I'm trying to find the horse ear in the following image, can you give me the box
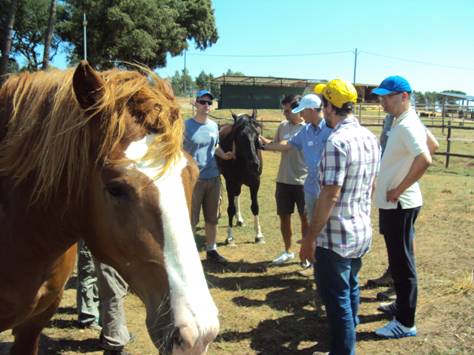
[232,113,238,121]
[73,60,105,110]
[251,108,258,119]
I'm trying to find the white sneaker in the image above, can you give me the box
[375,319,417,338]
[271,251,295,265]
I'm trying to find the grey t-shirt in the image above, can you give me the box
[274,120,307,185]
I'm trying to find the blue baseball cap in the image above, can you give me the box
[196,89,214,99]
[372,76,412,95]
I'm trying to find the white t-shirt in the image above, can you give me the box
[376,109,429,210]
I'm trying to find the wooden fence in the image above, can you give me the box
[211,103,474,169]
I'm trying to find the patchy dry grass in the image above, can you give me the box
[1,107,473,355]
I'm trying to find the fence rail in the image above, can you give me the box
[254,120,474,169]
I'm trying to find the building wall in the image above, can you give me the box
[219,84,305,109]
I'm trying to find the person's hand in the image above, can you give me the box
[222,151,235,160]
[259,135,271,145]
[299,236,316,263]
[386,188,401,203]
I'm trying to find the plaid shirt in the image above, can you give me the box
[317,116,380,258]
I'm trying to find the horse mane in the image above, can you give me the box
[0,66,182,204]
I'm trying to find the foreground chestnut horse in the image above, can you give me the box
[0,61,219,354]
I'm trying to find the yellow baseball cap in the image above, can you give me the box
[316,79,358,108]
[313,83,326,95]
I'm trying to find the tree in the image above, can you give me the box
[1,0,63,71]
[413,90,425,106]
[58,0,218,69]
[224,68,244,76]
[0,0,18,81]
[195,70,219,97]
[42,0,57,69]
[170,69,195,96]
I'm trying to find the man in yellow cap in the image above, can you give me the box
[300,79,380,355]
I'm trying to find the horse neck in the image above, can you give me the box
[0,176,85,262]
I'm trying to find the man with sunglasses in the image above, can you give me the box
[257,94,308,266]
[371,76,432,339]
[260,94,332,267]
[183,90,234,265]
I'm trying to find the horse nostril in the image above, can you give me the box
[172,325,197,351]
[171,327,183,347]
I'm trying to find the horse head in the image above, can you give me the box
[230,111,263,176]
[74,62,219,354]
[0,61,218,354]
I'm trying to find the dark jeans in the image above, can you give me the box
[315,247,361,355]
[379,205,420,328]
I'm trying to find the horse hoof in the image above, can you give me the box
[236,221,245,227]
[255,237,265,244]
[225,238,236,247]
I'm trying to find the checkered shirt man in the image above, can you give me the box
[316,116,380,258]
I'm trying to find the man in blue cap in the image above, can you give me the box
[183,90,234,265]
[371,76,432,339]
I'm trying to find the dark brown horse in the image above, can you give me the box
[217,112,265,245]
[0,62,219,354]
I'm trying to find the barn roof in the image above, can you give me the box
[213,75,326,88]
[438,92,474,101]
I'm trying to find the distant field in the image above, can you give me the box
[1,98,473,354]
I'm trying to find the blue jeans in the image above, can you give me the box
[315,247,361,355]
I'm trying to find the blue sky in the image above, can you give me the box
[54,0,474,94]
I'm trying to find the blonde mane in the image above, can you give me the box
[0,66,183,203]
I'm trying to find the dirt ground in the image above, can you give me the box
[1,132,473,355]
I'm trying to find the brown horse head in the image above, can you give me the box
[0,61,218,354]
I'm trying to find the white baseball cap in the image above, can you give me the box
[291,94,322,113]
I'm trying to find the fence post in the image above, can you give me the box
[445,123,452,168]
[442,102,446,135]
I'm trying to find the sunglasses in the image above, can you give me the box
[197,99,213,106]
[290,100,300,110]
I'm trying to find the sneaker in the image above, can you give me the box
[375,319,417,339]
[78,320,102,331]
[377,301,397,316]
[377,287,396,301]
[271,251,294,265]
[300,259,312,269]
[206,250,229,265]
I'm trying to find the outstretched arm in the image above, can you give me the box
[259,135,293,151]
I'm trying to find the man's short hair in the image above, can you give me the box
[281,94,301,106]
[322,96,353,115]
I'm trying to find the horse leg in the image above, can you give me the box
[10,295,62,355]
[250,183,264,244]
[234,195,245,226]
[225,184,239,246]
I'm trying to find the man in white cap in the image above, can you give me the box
[261,93,332,267]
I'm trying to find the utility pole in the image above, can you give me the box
[183,50,187,95]
[83,12,87,61]
[353,48,358,84]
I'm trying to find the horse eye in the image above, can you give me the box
[105,181,130,199]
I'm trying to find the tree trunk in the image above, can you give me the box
[42,0,57,70]
[0,0,19,82]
